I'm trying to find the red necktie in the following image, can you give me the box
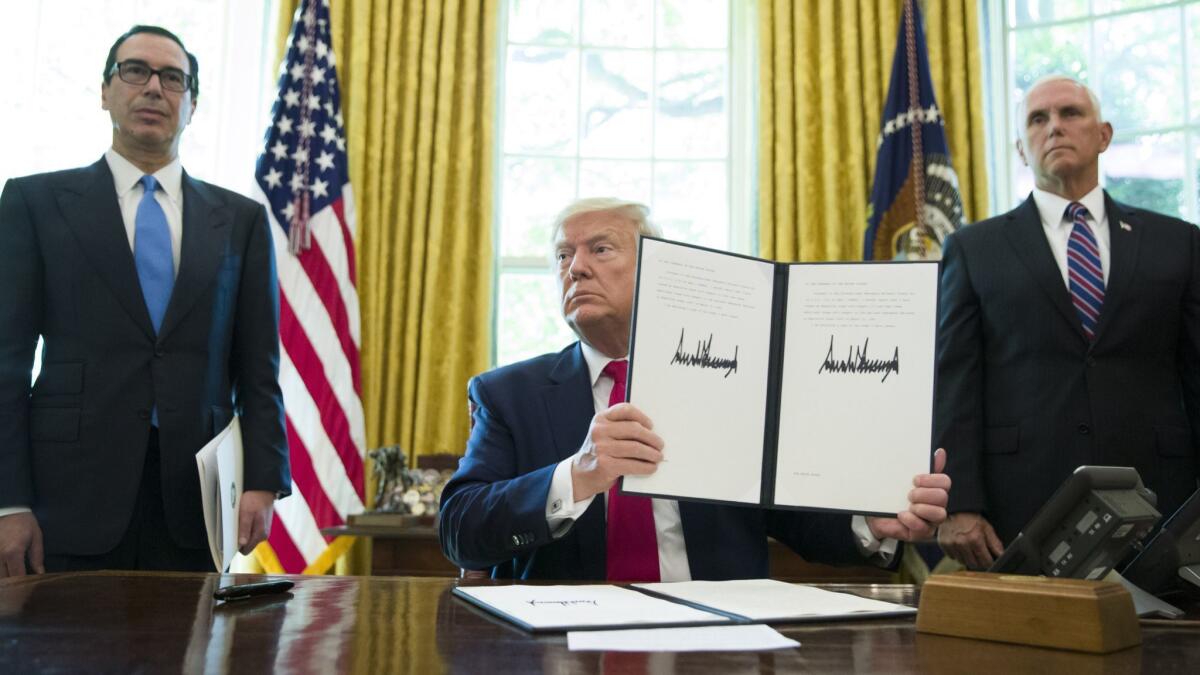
[602,359,661,582]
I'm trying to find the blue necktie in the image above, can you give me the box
[134,175,174,333]
[1065,202,1105,341]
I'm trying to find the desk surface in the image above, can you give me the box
[1,572,1195,673]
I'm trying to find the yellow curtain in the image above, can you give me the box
[272,0,498,574]
[759,0,987,262]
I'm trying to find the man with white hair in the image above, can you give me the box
[440,197,951,581]
[935,75,1200,568]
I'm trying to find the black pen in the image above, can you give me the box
[213,579,295,602]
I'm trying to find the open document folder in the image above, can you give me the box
[195,417,243,572]
[453,579,915,633]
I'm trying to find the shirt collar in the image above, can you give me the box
[1031,184,1106,230]
[579,340,626,387]
[105,147,184,203]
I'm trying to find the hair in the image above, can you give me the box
[1014,75,1103,141]
[104,25,199,99]
[550,197,661,250]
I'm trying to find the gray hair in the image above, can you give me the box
[550,197,661,249]
[1015,75,1104,142]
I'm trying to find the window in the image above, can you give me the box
[985,0,1200,221]
[493,0,754,365]
[0,0,279,381]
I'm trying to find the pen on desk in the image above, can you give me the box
[213,580,295,602]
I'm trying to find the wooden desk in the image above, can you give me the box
[3,572,1196,673]
[324,524,893,583]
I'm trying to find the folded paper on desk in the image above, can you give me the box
[453,578,915,633]
[195,417,243,572]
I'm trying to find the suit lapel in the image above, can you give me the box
[1090,193,1141,344]
[55,159,155,339]
[1004,196,1088,342]
[158,173,229,341]
[542,343,607,569]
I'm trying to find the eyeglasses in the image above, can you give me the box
[109,60,192,94]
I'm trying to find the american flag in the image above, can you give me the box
[253,0,366,574]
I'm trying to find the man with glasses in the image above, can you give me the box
[0,25,290,576]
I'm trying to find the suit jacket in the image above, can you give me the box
[0,158,290,555]
[439,342,865,580]
[935,193,1200,543]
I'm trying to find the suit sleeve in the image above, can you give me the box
[232,204,290,495]
[439,375,560,571]
[1180,222,1200,465]
[0,179,42,508]
[935,232,988,514]
[765,510,870,567]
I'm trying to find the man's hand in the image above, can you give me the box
[0,512,44,577]
[866,448,951,542]
[571,403,665,502]
[938,511,1004,569]
[237,490,277,555]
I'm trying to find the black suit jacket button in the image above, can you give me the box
[1077,423,1091,435]
[154,346,165,357]
[137,409,151,420]
[1086,357,1096,367]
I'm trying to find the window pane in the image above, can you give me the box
[583,0,653,47]
[655,51,727,158]
[1190,5,1200,124]
[1103,133,1186,218]
[501,158,576,258]
[504,47,579,155]
[579,159,653,203]
[1009,0,1088,27]
[1094,8,1182,132]
[657,0,727,49]
[1010,25,1089,96]
[654,161,727,248]
[1093,0,1172,14]
[508,0,577,45]
[580,50,653,158]
[496,272,576,365]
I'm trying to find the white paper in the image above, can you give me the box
[774,262,938,514]
[454,584,732,630]
[625,238,777,504]
[634,579,917,621]
[568,624,799,652]
[195,417,243,572]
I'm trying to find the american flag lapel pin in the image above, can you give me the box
[1119,221,1132,232]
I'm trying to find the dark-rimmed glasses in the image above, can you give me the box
[109,60,192,94]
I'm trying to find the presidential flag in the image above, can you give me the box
[863,0,965,261]
[253,0,366,574]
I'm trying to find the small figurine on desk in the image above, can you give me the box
[368,444,408,513]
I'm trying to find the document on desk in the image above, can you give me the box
[623,236,938,515]
[454,579,915,633]
[452,585,734,633]
[568,624,799,652]
[633,579,917,621]
[195,417,243,572]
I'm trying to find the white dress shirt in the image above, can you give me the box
[543,341,895,582]
[0,149,185,521]
[1030,185,1111,288]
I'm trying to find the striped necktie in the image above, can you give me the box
[1065,202,1104,341]
[602,359,661,582]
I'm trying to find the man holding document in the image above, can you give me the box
[440,198,950,581]
[0,26,289,576]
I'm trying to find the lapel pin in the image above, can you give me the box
[1119,221,1132,232]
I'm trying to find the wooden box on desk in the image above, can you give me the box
[915,571,1140,654]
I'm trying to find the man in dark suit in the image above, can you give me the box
[936,75,1200,569]
[0,25,290,576]
[440,198,951,581]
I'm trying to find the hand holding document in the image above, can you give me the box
[195,417,243,572]
[623,237,938,516]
